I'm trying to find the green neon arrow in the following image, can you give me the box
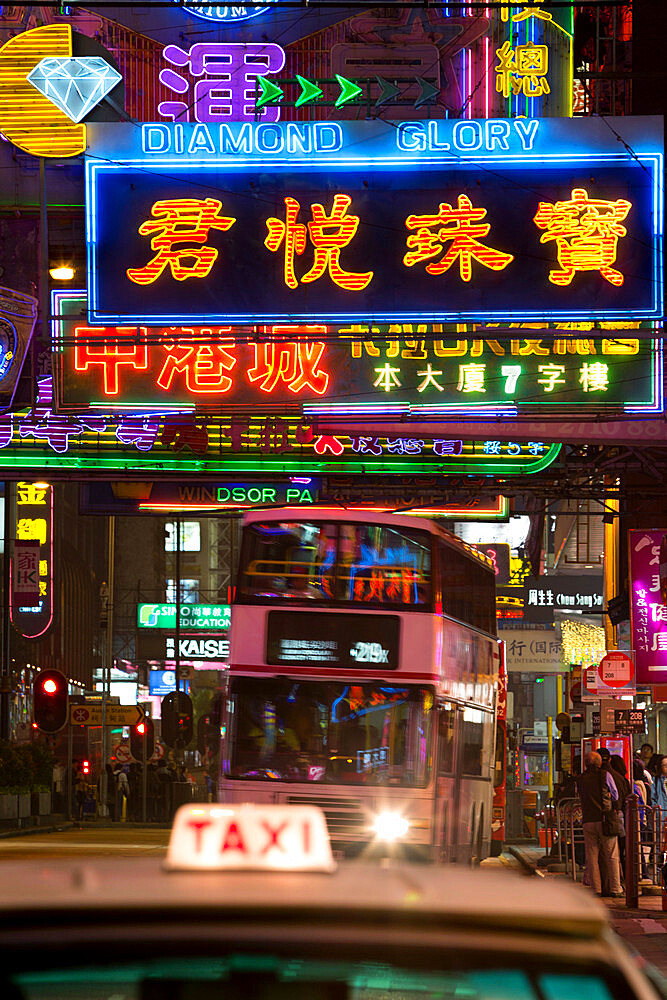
[255,76,284,108]
[335,74,363,107]
[295,74,323,107]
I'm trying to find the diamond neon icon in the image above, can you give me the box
[27,57,122,124]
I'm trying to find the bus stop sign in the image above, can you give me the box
[598,651,635,693]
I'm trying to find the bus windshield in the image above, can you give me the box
[237,521,432,607]
[224,678,434,787]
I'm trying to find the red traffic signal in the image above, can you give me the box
[130,715,155,761]
[32,669,68,733]
[82,760,90,776]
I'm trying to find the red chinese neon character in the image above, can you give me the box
[127,198,236,285]
[157,334,237,393]
[404,194,514,281]
[265,195,373,291]
[248,332,330,396]
[533,188,632,287]
[313,435,345,456]
[74,327,149,395]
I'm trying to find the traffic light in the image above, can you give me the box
[32,669,68,733]
[161,691,193,748]
[197,714,219,755]
[130,715,155,761]
[82,760,91,777]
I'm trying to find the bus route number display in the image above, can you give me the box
[266,611,400,670]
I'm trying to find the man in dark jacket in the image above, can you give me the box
[576,750,623,897]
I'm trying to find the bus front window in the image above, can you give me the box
[226,679,434,787]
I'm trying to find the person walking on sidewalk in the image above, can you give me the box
[576,750,624,898]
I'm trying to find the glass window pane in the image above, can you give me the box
[438,703,455,775]
[337,524,431,606]
[166,578,199,603]
[165,521,201,552]
[461,707,485,777]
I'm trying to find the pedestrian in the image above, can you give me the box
[114,766,130,820]
[633,760,650,880]
[609,755,631,870]
[640,743,654,769]
[74,764,87,822]
[104,763,116,821]
[652,756,667,858]
[576,750,623,898]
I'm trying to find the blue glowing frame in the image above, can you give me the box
[85,134,664,326]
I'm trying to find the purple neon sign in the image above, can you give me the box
[629,528,667,684]
[158,42,286,124]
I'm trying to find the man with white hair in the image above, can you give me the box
[576,750,623,897]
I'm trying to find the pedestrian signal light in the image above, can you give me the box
[161,691,193,748]
[82,760,90,776]
[130,715,155,760]
[32,669,68,733]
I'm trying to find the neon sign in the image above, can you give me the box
[85,118,663,324]
[56,294,660,414]
[159,42,286,124]
[0,376,559,477]
[9,481,54,639]
[175,2,275,24]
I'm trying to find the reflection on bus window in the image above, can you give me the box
[237,521,432,608]
[461,707,493,778]
[226,678,434,787]
[438,704,456,775]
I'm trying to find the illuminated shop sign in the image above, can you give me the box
[137,602,231,630]
[523,575,604,623]
[158,42,286,124]
[9,481,54,639]
[85,118,663,324]
[165,635,229,661]
[0,376,560,477]
[79,481,508,521]
[174,2,276,23]
[629,530,667,684]
[266,611,401,670]
[55,295,660,415]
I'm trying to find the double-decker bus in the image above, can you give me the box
[219,509,500,862]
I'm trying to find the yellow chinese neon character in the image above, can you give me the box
[579,362,610,392]
[265,195,373,291]
[373,364,402,391]
[513,339,550,357]
[417,364,445,392]
[39,581,47,596]
[339,326,381,358]
[501,0,552,22]
[404,195,514,281]
[16,482,48,505]
[533,188,632,287]
[495,40,550,98]
[553,338,596,355]
[433,340,468,357]
[126,199,236,285]
[602,339,639,355]
[16,518,47,545]
[537,364,566,393]
[39,559,48,577]
[457,363,486,393]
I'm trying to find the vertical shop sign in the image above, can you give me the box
[10,481,54,639]
[629,529,667,684]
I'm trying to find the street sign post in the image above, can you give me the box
[69,704,144,727]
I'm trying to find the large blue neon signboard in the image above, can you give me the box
[85,117,663,325]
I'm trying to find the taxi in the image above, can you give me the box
[0,804,661,1000]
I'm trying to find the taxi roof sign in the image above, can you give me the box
[165,804,336,873]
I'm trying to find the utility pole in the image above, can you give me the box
[100,516,115,816]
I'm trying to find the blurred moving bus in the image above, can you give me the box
[219,510,500,862]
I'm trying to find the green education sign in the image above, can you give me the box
[137,603,231,630]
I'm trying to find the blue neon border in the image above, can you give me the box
[86,150,663,324]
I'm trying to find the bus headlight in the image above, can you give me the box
[372,812,409,841]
